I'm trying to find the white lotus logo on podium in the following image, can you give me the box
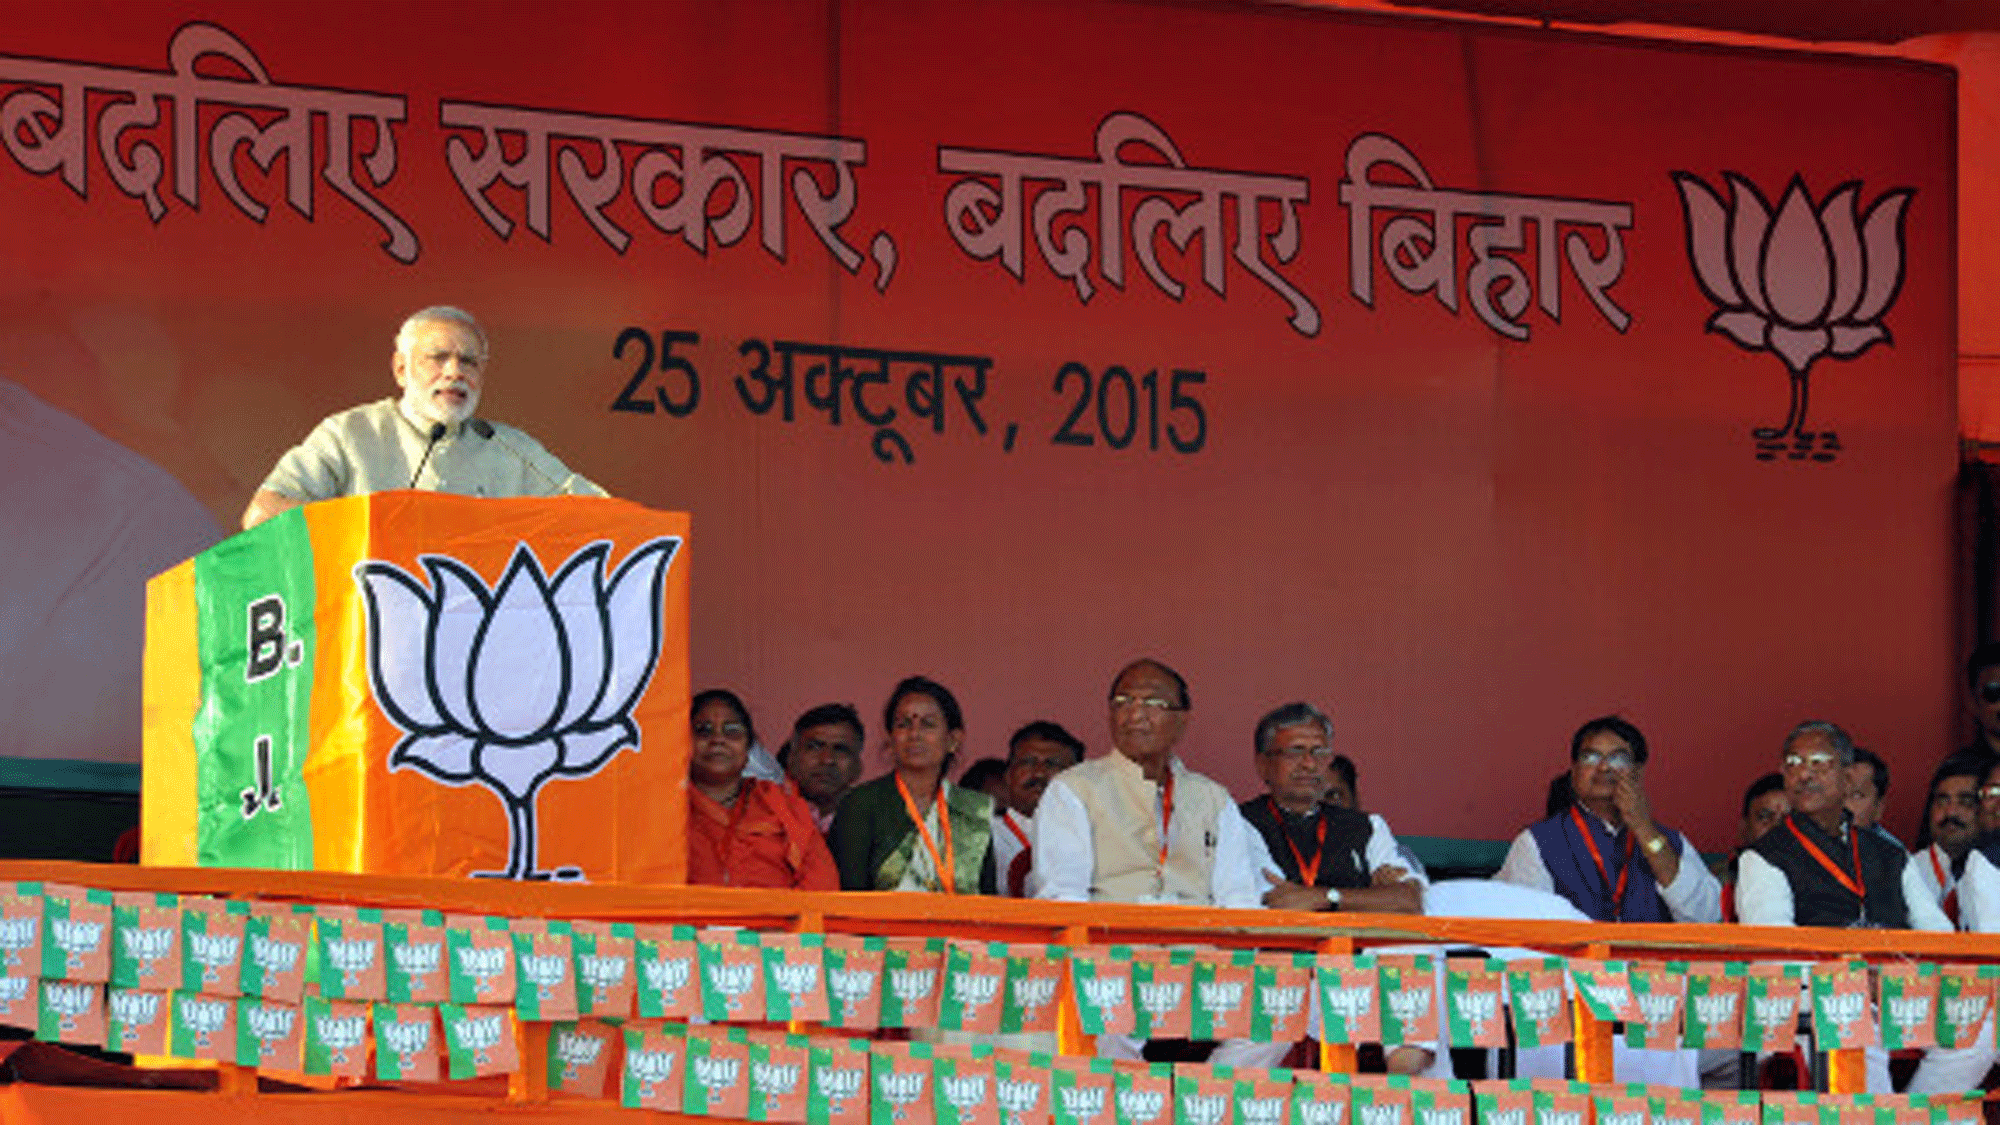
[356,537,681,880]
[1672,171,1912,462]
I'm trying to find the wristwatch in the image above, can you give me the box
[1324,886,1343,909]
[1643,835,1668,856]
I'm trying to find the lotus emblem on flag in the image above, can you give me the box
[816,1066,864,1102]
[555,1028,605,1065]
[326,938,377,975]
[44,982,93,1019]
[939,1075,988,1110]
[453,1013,504,1050]
[520,953,568,989]
[110,990,160,1025]
[356,537,681,880]
[829,968,877,1004]
[1672,171,1913,461]
[1886,995,1929,1028]
[1181,1094,1228,1125]
[1243,1098,1287,1125]
[694,1055,741,1090]
[455,944,507,982]
[1259,984,1306,1018]
[392,941,442,976]
[952,971,1000,1008]
[627,1047,675,1090]
[0,917,35,964]
[315,1013,368,1050]
[1118,1088,1167,1122]
[1693,992,1738,1026]
[998,1079,1041,1114]
[642,955,691,995]
[1635,990,1679,1024]
[1386,986,1430,1022]
[578,954,629,989]
[122,926,175,963]
[1360,1103,1404,1125]
[189,931,241,972]
[754,1061,803,1096]
[1198,980,1246,1013]
[1011,975,1057,1013]
[250,933,301,973]
[1136,980,1184,1015]
[1516,987,1562,1023]
[51,919,103,956]
[0,977,26,1002]
[178,995,229,1039]
[1059,1086,1105,1118]
[382,1017,431,1056]
[878,1070,925,1107]
[1298,1102,1349,1125]
[1420,1108,1465,1125]
[245,1003,296,1043]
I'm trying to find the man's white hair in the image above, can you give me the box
[394,306,487,358]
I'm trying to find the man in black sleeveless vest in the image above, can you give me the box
[1495,716,1721,923]
[1739,720,1948,930]
[1240,701,1434,1077]
[1242,702,1425,915]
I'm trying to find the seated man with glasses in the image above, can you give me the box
[1738,720,1948,930]
[1496,715,1721,922]
[1245,702,1423,915]
[1035,658,1280,1066]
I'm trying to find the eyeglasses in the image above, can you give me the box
[1981,784,2000,802]
[1262,745,1335,764]
[693,720,747,739]
[1110,694,1183,713]
[1576,750,1634,770]
[1783,752,1838,771]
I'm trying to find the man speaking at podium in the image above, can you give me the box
[241,306,606,529]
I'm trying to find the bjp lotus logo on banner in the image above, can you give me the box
[356,537,682,880]
[1672,171,1913,462]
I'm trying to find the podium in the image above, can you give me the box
[141,492,691,884]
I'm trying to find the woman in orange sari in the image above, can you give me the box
[686,688,838,890]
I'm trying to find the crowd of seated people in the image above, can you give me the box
[682,644,2000,1092]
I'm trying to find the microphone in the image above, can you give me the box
[470,418,576,495]
[408,422,446,489]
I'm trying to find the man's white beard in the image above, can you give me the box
[405,382,478,428]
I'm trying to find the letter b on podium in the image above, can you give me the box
[143,492,691,883]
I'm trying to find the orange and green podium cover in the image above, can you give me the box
[141,493,690,884]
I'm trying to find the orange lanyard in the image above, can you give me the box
[1931,847,1961,920]
[1268,797,1328,885]
[1570,806,1633,919]
[1001,812,1031,849]
[1158,770,1176,865]
[1930,847,1952,889]
[1785,815,1866,900]
[895,775,957,894]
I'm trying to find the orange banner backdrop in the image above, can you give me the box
[0,0,1957,849]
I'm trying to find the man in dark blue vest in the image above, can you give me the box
[1495,715,1721,922]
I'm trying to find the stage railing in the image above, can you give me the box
[5,858,1998,1110]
